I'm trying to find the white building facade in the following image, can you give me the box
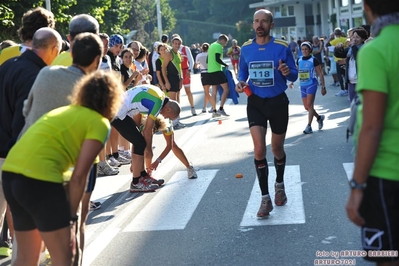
[249,0,365,40]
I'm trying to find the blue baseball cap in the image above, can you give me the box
[109,34,124,47]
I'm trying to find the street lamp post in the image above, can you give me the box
[45,0,51,11]
[156,0,162,40]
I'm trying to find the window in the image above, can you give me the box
[282,28,288,38]
[281,5,288,16]
[273,27,290,39]
[275,7,281,18]
[273,28,281,37]
[274,5,294,18]
[332,0,336,8]
[305,4,313,16]
[352,0,362,4]
[288,6,294,16]
[289,27,296,38]
[341,0,349,6]
[353,17,363,27]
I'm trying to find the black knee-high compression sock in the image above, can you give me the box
[255,158,269,195]
[274,154,286,183]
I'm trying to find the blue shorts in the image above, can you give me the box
[300,83,318,98]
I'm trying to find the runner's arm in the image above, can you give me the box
[162,53,172,89]
[215,53,228,67]
[186,47,194,72]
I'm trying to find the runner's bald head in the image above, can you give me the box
[254,9,274,23]
[32,27,62,50]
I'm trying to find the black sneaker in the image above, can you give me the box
[90,201,102,211]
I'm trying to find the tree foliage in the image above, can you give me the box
[170,0,255,46]
[122,0,175,47]
[1,0,256,49]
[0,0,175,48]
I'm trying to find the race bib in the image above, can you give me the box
[299,69,310,82]
[249,61,274,87]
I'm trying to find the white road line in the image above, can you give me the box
[83,188,151,265]
[82,228,119,265]
[343,162,354,181]
[123,170,218,232]
[240,165,305,227]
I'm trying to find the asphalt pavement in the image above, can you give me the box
[1,65,376,266]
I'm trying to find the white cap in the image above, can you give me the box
[153,41,161,48]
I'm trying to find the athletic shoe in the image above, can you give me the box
[0,240,12,258]
[212,112,221,118]
[108,156,122,167]
[90,201,102,211]
[208,107,214,113]
[335,90,348,97]
[202,108,207,113]
[218,109,229,116]
[119,150,131,160]
[257,195,273,219]
[335,82,341,87]
[130,177,158,193]
[173,121,186,129]
[317,115,325,130]
[117,155,131,165]
[187,165,198,179]
[191,107,197,116]
[274,182,287,206]
[39,249,51,264]
[98,161,119,176]
[303,124,313,134]
[145,175,165,186]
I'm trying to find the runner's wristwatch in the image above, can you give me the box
[349,179,367,190]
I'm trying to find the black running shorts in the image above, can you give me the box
[111,116,146,156]
[207,71,227,85]
[201,73,211,86]
[246,92,289,135]
[359,176,399,263]
[167,75,181,92]
[2,171,71,232]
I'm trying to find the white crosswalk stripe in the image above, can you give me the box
[123,170,218,232]
[343,162,354,181]
[240,165,305,227]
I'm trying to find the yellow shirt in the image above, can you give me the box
[330,37,348,62]
[51,51,72,66]
[2,105,110,183]
[0,45,30,65]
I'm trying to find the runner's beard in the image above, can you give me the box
[256,27,269,37]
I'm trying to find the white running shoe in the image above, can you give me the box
[187,165,198,179]
[117,155,131,165]
[98,161,119,176]
[218,109,229,116]
[303,124,313,134]
[108,156,122,167]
